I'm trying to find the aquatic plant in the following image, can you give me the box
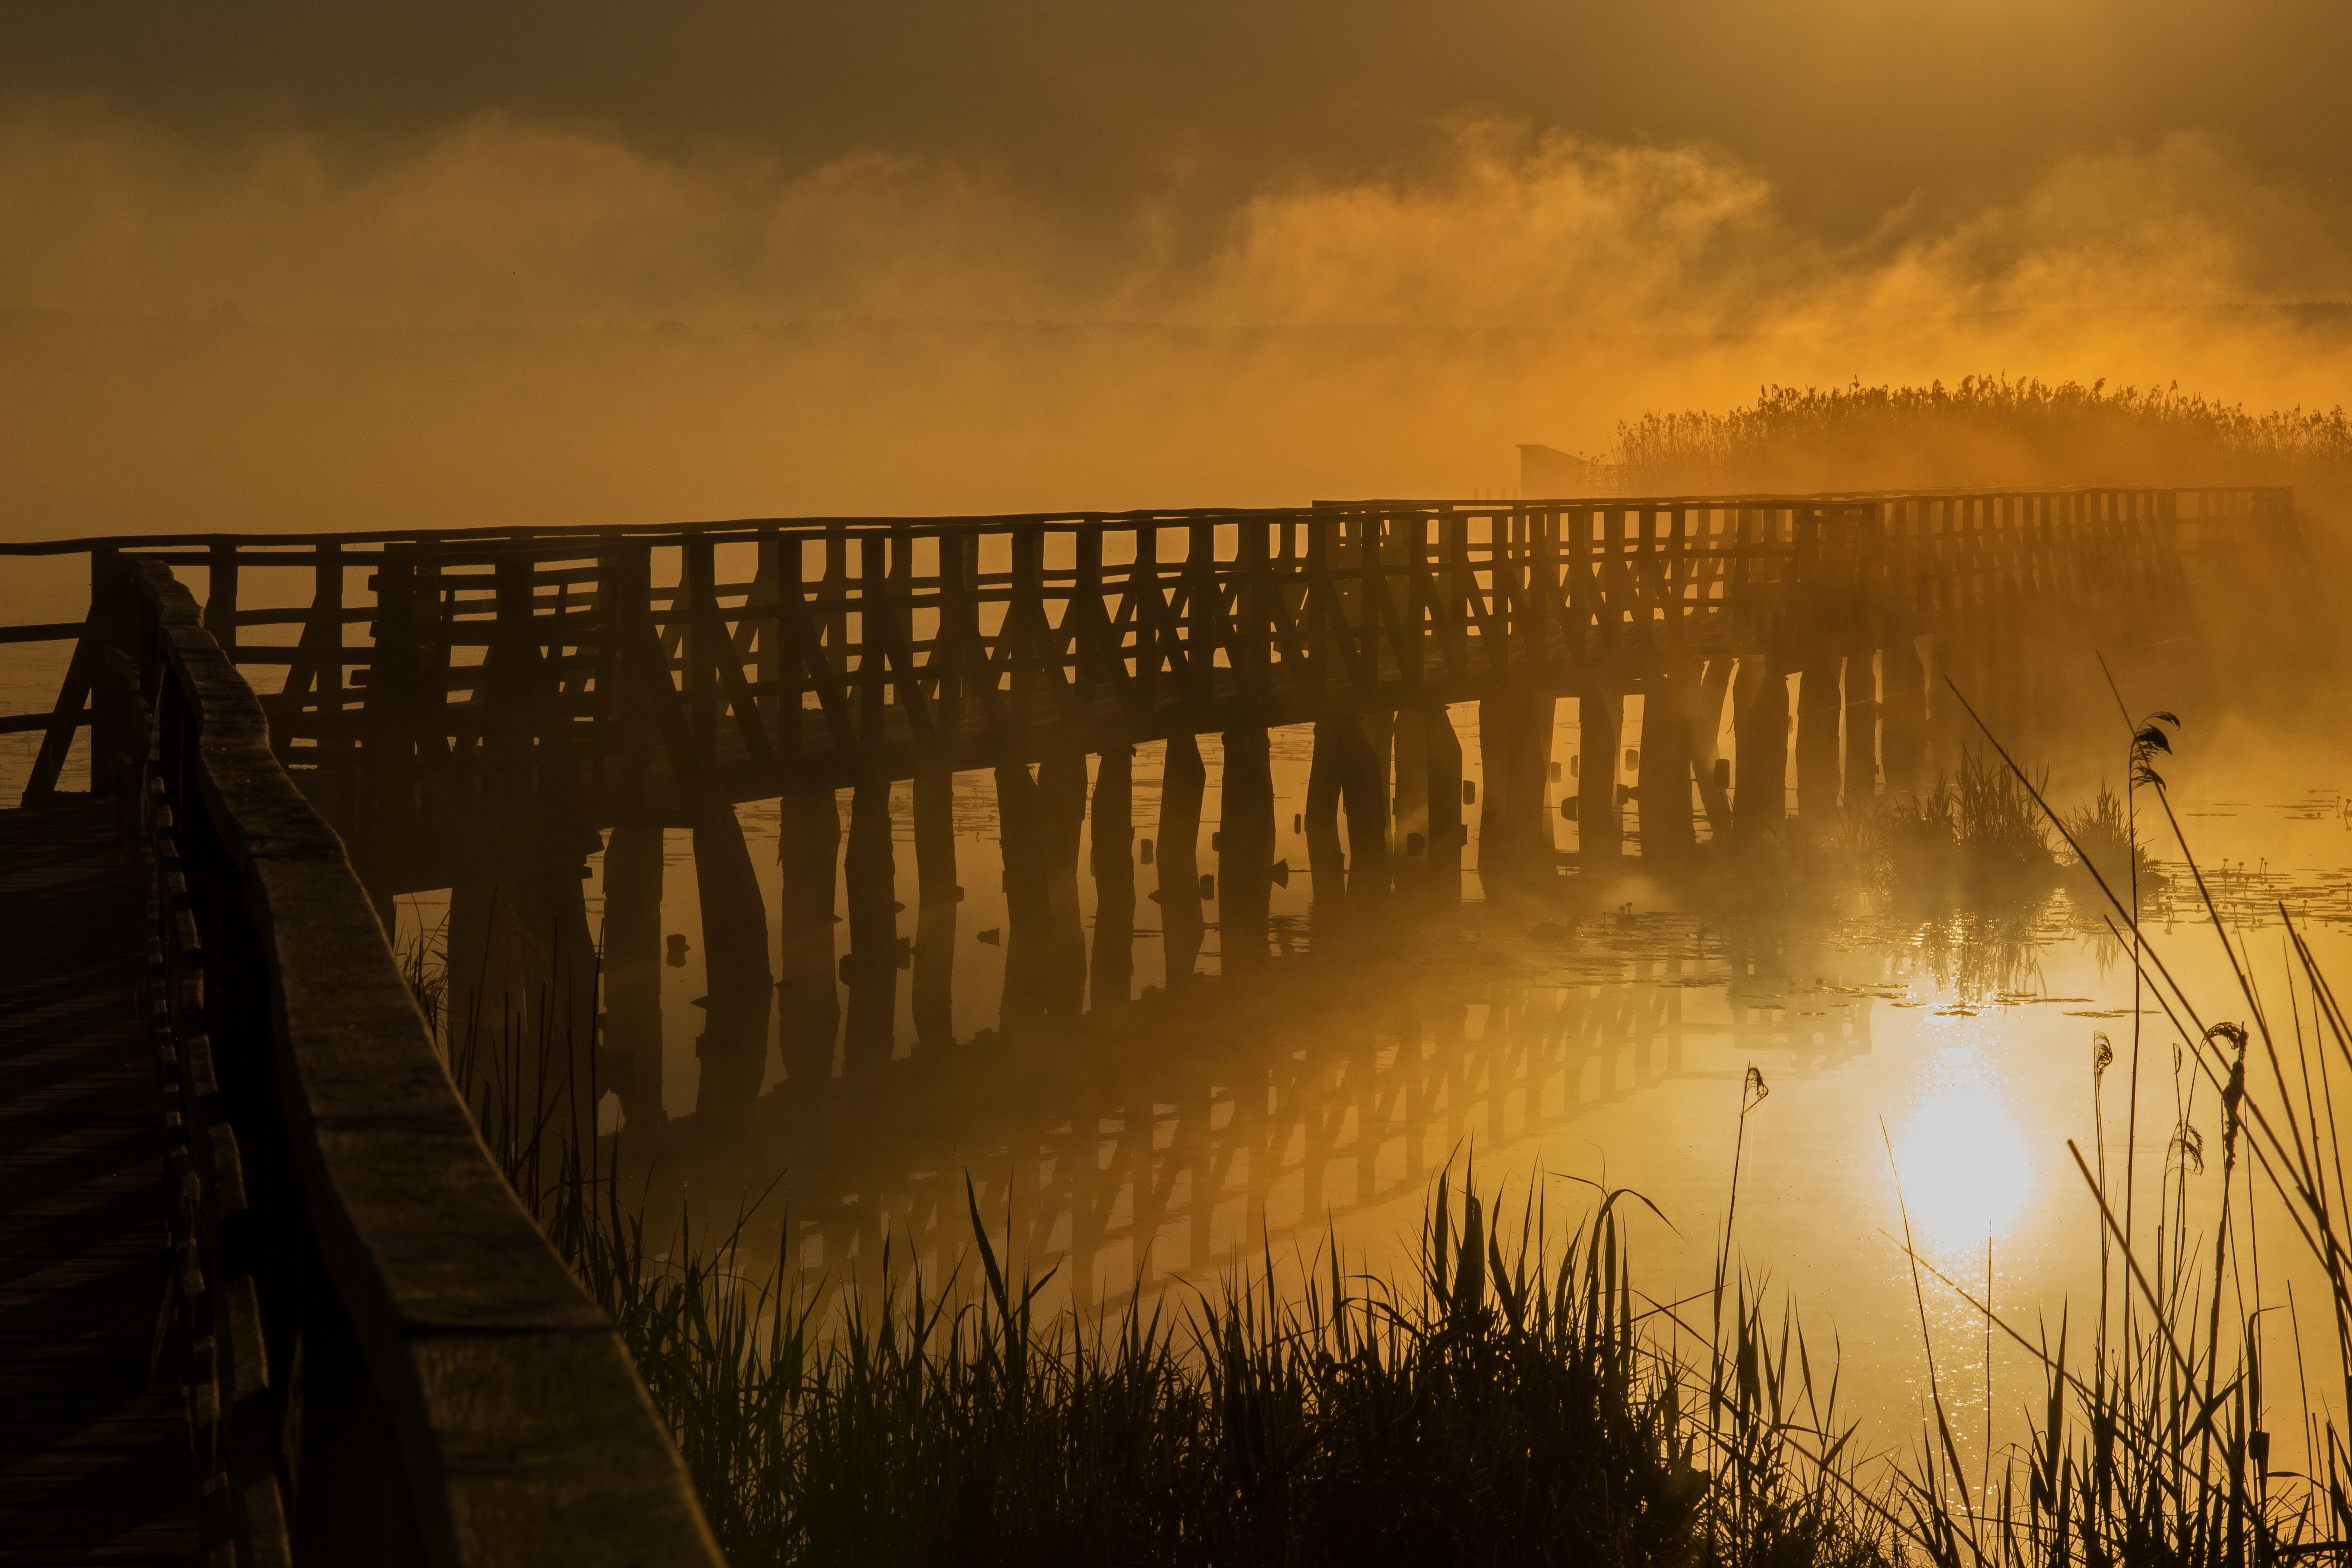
[2060,782,2163,905]
[1838,749,2058,901]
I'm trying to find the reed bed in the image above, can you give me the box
[1610,376,2352,494]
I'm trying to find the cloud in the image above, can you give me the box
[1,106,2347,543]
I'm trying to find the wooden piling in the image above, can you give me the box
[1340,713,1391,903]
[1157,733,1206,987]
[448,866,600,1115]
[1577,684,1623,867]
[1880,636,1927,797]
[1422,700,1465,906]
[1305,720,1346,908]
[1089,745,1135,1010]
[1733,659,1787,844]
[1690,657,1735,841]
[1637,666,1697,862]
[997,761,1050,1025]
[775,784,841,1084]
[841,778,896,1072]
[601,819,665,1127]
[912,764,957,1050]
[1219,724,1274,971]
[1841,645,1880,810]
[1039,745,1089,1017]
[691,800,774,1123]
[1393,701,1431,887]
[1794,659,1842,824]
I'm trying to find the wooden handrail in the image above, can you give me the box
[99,553,722,1566]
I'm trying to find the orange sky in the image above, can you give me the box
[4,2,2348,531]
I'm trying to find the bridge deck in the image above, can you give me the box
[0,803,199,1562]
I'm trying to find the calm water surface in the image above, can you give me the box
[9,567,2347,1473]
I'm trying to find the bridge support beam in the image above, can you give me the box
[912,764,957,1050]
[691,800,773,1126]
[1691,657,1735,842]
[997,761,1049,1027]
[601,820,664,1128]
[1479,692,1551,894]
[1794,660,1842,825]
[1842,646,1880,810]
[1578,684,1623,869]
[1733,658,1787,844]
[1393,702,1430,889]
[1881,636,1927,798]
[1219,724,1274,971]
[776,784,841,1084]
[1342,714,1392,904]
[1089,745,1135,1010]
[1040,745,1089,1017]
[1305,719,1347,908]
[448,866,600,1120]
[1422,700,1465,906]
[1638,664,1698,864]
[1923,629,1967,779]
[841,778,896,1073]
[1156,734,1206,987]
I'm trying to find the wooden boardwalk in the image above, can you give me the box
[0,803,199,1562]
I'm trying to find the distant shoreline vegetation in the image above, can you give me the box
[1608,376,2352,496]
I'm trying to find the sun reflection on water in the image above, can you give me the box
[1892,1043,2034,1256]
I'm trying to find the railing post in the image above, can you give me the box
[206,537,240,658]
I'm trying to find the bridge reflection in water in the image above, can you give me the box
[640,908,1895,1322]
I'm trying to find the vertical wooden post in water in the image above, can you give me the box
[602,821,665,1128]
[912,764,957,1049]
[1157,732,1206,987]
[1793,658,1842,825]
[692,799,774,1123]
[843,535,899,1069]
[842,776,898,1071]
[996,761,1049,1028]
[776,784,842,1084]
[1690,657,1735,841]
[1089,745,1135,1010]
[1733,658,1788,845]
[1305,720,1346,908]
[1340,712,1390,904]
[1881,635,1927,797]
[1219,724,1274,972]
[1039,745,1089,1018]
[1637,665,1697,863]
[1422,700,1465,906]
[1841,645,1880,810]
[1392,702,1431,888]
[1578,683,1623,868]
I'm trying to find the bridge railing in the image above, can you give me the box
[10,484,2280,818]
[74,550,721,1565]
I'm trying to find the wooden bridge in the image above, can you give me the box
[0,483,2296,1558]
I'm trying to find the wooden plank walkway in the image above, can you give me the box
[0,802,199,1563]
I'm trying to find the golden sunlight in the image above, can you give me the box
[1891,1047,2035,1255]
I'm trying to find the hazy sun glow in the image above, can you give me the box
[1892,1051,2034,1255]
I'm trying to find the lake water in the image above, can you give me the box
[8,561,2345,1482]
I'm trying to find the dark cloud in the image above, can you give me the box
[7,1,2351,241]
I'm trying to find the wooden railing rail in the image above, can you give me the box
[74,551,721,1567]
[4,485,2299,888]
